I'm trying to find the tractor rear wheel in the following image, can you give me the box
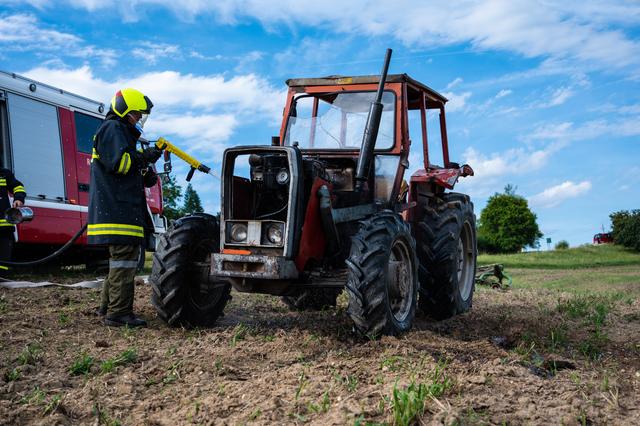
[345,211,418,338]
[281,288,342,311]
[415,193,476,320]
[150,214,231,327]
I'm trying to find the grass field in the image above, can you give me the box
[478,244,640,296]
[478,243,640,269]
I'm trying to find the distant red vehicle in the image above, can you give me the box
[593,233,613,244]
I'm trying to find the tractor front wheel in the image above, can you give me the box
[150,214,231,327]
[345,211,418,338]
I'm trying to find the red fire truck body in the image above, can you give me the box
[0,71,166,264]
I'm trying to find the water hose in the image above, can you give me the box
[0,224,88,267]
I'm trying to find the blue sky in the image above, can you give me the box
[2,1,639,247]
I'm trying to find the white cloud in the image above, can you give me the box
[0,13,79,45]
[147,113,238,153]
[0,13,117,66]
[22,65,287,157]
[529,180,592,208]
[23,65,115,99]
[454,143,561,197]
[593,103,640,115]
[234,50,265,72]
[132,42,181,65]
[495,89,512,99]
[446,77,463,89]
[442,91,471,112]
[46,1,640,71]
[189,51,223,61]
[539,86,574,107]
[526,117,640,142]
[463,145,554,179]
[23,66,285,116]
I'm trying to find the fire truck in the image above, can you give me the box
[0,71,166,267]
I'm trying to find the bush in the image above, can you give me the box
[555,240,569,250]
[610,210,640,251]
[478,186,542,253]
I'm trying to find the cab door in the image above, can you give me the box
[72,111,103,207]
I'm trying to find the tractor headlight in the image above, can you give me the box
[230,223,248,242]
[266,223,284,245]
[276,168,289,185]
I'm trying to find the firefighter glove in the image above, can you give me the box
[142,166,158,188]
[142,146,163,164]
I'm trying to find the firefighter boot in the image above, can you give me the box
[104,313,147,327]
[103,245,146,327]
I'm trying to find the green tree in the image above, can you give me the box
[477,185,543,253]
[161,173,183,221]
[182,183,204,214]
[610,209,640,251]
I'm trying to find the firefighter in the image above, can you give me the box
[0,169,26,272]
[89,88,162,327]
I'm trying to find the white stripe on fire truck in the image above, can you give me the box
[23,200,88,213]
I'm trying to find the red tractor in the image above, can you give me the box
[150,50,477,337]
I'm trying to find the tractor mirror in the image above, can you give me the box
[271,136,280,146]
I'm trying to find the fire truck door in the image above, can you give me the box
[72,111,102,208]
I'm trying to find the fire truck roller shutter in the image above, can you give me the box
[6,93,66,201]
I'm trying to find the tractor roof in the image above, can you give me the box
[286,73,448,104]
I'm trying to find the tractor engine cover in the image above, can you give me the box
[214,146,304,284]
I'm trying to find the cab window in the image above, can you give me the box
[74,111,102,154]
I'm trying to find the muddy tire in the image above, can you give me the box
[345,211,418,338]
[281,288,341,311]
[150,214,231,327]
[415,193,477,320]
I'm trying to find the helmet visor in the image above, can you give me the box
[139,113,149,128]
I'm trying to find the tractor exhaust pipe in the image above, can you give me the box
[355,48,392,191]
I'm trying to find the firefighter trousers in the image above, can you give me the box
[100,245,140,317]
[0,233,14,276]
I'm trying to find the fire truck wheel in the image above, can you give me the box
[415,193,477,320]
[150,214,231,327]
[345,211,418,338]
[281,288,342,311]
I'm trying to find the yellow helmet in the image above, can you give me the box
[110,88,153,118]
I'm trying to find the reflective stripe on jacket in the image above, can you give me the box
[88,115,146,245]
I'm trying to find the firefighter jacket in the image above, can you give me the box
[0,168,26,234]
[88,114,148,245]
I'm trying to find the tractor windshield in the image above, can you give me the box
[284,91,395,150]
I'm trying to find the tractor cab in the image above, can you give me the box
[280,74,472,204]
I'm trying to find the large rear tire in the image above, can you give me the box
[149,214,231,327]
[415,193,477,320]
[345,211,418,338]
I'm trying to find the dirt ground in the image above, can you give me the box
[1,271,639,425]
